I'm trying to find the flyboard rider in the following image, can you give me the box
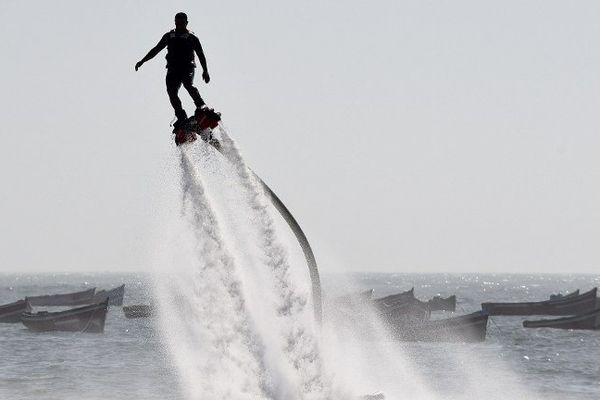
[135,12,210,129]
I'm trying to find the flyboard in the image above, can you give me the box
[173,107,323,326]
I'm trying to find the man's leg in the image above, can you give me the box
[181,69,205,109]
[166,70,187,122]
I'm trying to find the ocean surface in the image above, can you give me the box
[1,272,599,400]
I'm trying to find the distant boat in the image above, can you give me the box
[21,300,109,333]
[327,289,424,331]
[0,299,31,323]
[26,288,96,307]
[481,287,598,316]
[371,290,431,324]
[392,311,489,342]
[523,308,600,330]
[549,289,579,301]
[330,289,487,342]
[428,295,457,312]
[373,288,415,307]
[92,284,125,306]
[378,297,431,324]
[123,304,153,318]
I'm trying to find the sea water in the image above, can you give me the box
[1,273,599,400]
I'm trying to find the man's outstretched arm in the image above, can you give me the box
[195,39,210,83]
[135,35,168,71]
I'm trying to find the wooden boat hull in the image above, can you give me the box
[380,299,430,324]
[330,295,487,342]
[21,301,108,333]
[0,299,31,323]
[371,291,431,326]
[372,290,428,318]
[481,288,598,316]
[26,288,96,307]
[393,311,489,342]
[523,308,600,330]
[92,284,125,306]
[374,288,415,307]
[123,304,153,319]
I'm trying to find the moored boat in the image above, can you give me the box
[373,288,415,307]
[0,299,31,323]
[523,308,600,330]
[481,287,598,316]
[123,304,153,319]
[26,287,96,307]
[371,289,431,325]
[392,311,489,342]
[21,300,109,333]
[379,297,431,324]
[92,284,125,306]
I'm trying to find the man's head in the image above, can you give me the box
[174,12,188,30]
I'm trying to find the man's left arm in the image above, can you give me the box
[194,38,210,83]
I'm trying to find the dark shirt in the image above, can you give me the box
[157,30,203,70]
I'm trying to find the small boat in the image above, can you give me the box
[21,300,109,333]
[26,288,96,307]
[523,308,600,330]
[549,289,579,301]
[92,284,125,306]
[373,290,431,324]
[379,297,430,324]
[481,287,598,316]
[373,288,415,307]
[0,299,31,323]
[123,304,153,319]
[392,311,489,342]
[428,295,456,312]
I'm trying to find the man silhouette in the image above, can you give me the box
[135,12,210,127]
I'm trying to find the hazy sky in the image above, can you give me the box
[0,1,599,274]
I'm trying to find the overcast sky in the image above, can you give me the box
[0,1,599,274]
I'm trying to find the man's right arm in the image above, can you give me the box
[135,34,168,71]
[193,37,210,83]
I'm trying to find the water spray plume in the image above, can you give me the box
[151,129,544,400]
[154,149,270,399]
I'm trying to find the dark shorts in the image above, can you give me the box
[166,68,195,89]
[165,68,204,119]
